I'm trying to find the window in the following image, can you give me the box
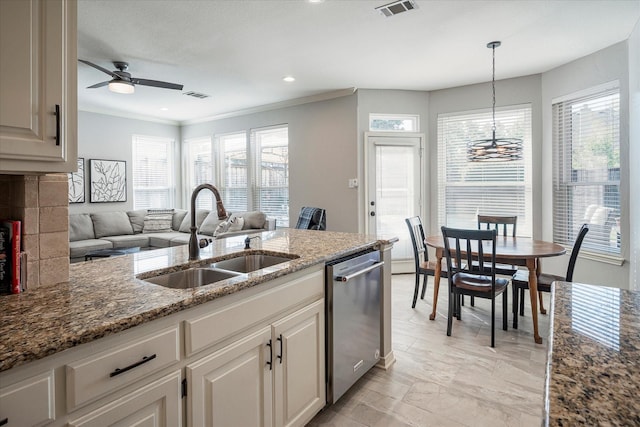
[369,114,419,132]
[214,126,289,227]
[552,83,620,256]
[132,135,175,209]
[437,105,532,236]
[184,137,213,210]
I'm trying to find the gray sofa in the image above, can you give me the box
[69,209,275,262]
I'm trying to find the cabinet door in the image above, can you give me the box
[187,327,273,427]
[273,300,325,427]
[0,0,77,173]
[0,370,55,427]
[67,371,182,427]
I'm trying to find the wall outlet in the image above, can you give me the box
[348,178,358,188]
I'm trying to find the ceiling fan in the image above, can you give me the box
[79,59,183,94]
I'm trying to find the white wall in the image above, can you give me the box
[72,111,181,214]
[541,42,630,288]
[427,75,543,238]
[181,94,359,232]
[629,21,640,290]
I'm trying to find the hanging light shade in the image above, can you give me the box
[467,41,523,162]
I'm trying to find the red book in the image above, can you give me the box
[1,220,21,294]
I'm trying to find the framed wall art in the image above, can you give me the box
[89,159,127,203]
[68,157,85,203]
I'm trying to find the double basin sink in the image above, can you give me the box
[139,252,298,289]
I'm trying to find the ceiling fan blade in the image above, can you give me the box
[87,81,110,89]
[132,78,183,91]
[78,59,119,78]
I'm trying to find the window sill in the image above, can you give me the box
[579,250,625,266]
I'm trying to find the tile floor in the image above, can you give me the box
[309,273,551,427]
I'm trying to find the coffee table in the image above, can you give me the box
[84,247,141,261]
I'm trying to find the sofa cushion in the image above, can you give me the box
[69,213,95,241]
[69,239,113,258]
[147,232,185,248]
[102,234,150,249]
[172,209,188,231]
[126,209,148,234]
[178,209,210,233]
[199,212,222,236]
[91,212,134,238]
[237,211,266,230]
[143,213,174,233]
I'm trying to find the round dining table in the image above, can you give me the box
[425,235,566,344]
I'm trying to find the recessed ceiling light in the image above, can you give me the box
[160,107,169,111]
[283,76,296,82]
[308,0,325,3]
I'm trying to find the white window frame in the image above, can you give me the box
[369,113,419,132]
[552,81,621,259]
[437,104,533,236]
[131,135,176,209]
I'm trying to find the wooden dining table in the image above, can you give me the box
[425,235,566,344]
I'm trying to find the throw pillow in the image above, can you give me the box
[213,220,230,237]
[227,216,244,232]
[179,209,210,233]
[142,212,173,233]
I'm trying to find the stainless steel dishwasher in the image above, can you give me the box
[326,250,383,404]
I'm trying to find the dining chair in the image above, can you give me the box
[511,223,589,329]
[477,215,518,276]
[441,226,509,348]
[405,217,451,309]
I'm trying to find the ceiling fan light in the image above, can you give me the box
[108,80,135,94]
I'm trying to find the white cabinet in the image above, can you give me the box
[273,300,325,427]
[187,327,274,427]
[0,370,55,427]
[67,371,182,427]
[0,0,77,173]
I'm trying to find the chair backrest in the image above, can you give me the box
[441,226,498,280]
[565,223,589,281]
[405,217,428,269]
[477,215,517,237]
[295,207,326,230]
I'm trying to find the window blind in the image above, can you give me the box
[252,126,289,227]
[437,105,533,236]
[217,132,249,212]
[552,86,620,256]
[184,137,213,210]
[132,135,175,209]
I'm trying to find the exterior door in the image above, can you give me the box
[365,133,423,273]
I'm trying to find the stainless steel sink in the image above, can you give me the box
[142,268,241,289]
[211,254,296,273]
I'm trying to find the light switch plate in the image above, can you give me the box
[348,178,358,188]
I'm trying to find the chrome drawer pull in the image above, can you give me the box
[335,261,384,282]
[109,354,157,378]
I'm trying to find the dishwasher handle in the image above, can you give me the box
[335,261,384,282]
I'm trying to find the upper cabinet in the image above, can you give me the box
[0,0,77,174]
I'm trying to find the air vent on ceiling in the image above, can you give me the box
[183,91,210,99]
[375,0,418,17]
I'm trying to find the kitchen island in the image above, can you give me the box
[545,281,640,426]
[0,228,395,426]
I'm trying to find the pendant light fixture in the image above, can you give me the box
[467,41,523,162]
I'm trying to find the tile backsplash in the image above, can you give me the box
[0,174,69,289]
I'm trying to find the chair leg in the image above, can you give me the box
[519,288,525,316]
[502,291,508,331]
[470,296,475,307]
[411,274,420,308]
[447,290,454,337]
[538,291,547,315]
[512,285,519,329]
[491,295,496,348]
[420,274,428,300]
[456,293,462,320]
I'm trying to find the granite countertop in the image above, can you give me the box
[0,229,392,372]
[545,281,640,426]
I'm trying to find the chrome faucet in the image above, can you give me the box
[189,184,227,260]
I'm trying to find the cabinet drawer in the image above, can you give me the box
[66,325,180,410]
[185,269,323,356]
[0,370,55,427]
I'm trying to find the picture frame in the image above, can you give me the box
[89,159,127,203]
[68,157,85,203]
